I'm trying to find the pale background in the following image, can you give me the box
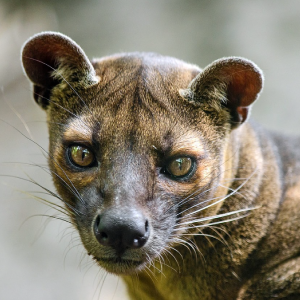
[1,1,300,299]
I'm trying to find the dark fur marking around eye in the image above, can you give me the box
[161,130,174,154]
[91,122,101,151]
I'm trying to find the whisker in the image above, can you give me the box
[25,162,88,208]
[20,192,69,216]
[182,213,251,229]
[177,206,259,228]
[1,174,81,216]
[181,232,227,246]
[205,226,230,249]
[168,143,255,218]
[4,161,85,210]
[179,167,258,220]
[162,150,234,216]
[164,180,212,216]
[96,271,109,300]
[155,254,165,277]
[175,185,218,217]
[171,165,242,216]
[218,183,246,199]
[208,225,233,243]
[2,94,35,141]
[161,247,181,272]
[169,237,197,257]
[20,214,71,232]
[146,254,165,278]
[111,277,121,300]
[143,262,157,286]
[0,119,87,208]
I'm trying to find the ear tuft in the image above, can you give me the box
[183,57,263,129]
[21,31,99,109]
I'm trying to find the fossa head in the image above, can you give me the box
[22,32,263,274]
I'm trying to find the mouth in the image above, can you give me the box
[93,256,146,274]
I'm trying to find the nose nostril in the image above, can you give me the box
[94,215,108,245]
[95,215,101,229]
[145,220,149,232]
[94,216,110,246]
[99,231,108,242]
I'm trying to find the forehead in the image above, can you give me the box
[64,108,205,157]
[57,53,205,153]
[94,52,200,86]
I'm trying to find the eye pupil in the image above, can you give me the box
[69,145,95,167]
[177,159,183,170]
[82,150,87,161]
[166,157,193,178]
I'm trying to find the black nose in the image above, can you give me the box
[93,209,149,252]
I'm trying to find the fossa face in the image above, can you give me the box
[22,32,262,275]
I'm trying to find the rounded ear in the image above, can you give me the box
[181,57,263,129]
[21,31,99,109]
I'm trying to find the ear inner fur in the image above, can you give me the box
[21,31,99,108]
[183,57,264,128]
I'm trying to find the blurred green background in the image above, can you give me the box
[1,1,300,299]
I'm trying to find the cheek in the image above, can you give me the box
[158,161,223,226]
[52,160,97,186]
[60,169,97,188]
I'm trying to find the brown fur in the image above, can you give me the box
[21,31,300,299]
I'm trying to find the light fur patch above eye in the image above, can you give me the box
[63,117,93,143]
[170,132,205,158]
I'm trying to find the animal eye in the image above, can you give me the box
[68,145,95,168]
[166,157,194,178]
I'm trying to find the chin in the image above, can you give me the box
[94,256,147,275]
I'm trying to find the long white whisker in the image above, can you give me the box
[181,232,227,246]
[1,174,81,216]
[180,213,250,230]
[173,165,246,216]
[6,161,87,208]
[0,119,87,208]
[179,167,258,220]
[177,206,259,227]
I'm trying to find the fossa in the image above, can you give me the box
[21,31,300,299]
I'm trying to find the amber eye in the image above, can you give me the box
[166,157,193,178]
[68,145,95,168]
